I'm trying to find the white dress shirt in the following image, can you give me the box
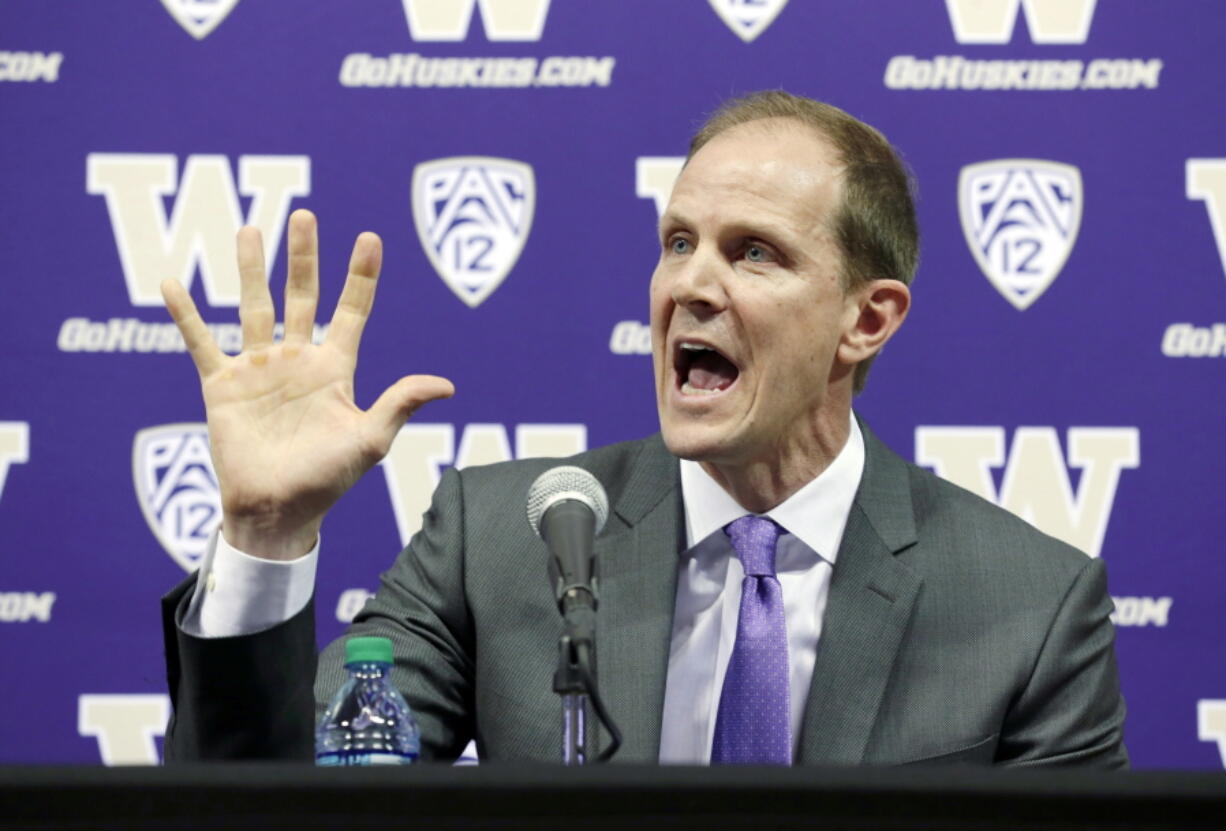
[659,417,864,763]
[185,418,865,764]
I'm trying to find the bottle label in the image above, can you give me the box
[316,751,417,766]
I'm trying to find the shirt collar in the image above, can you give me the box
[679,415,865,566]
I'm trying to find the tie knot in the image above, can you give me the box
[724,515,782,576]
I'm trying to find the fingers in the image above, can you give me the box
[283,209,319,345]
[237,226,275,352]
[161,279,225,377]
[326,231,383,358]
[366,375,456,448]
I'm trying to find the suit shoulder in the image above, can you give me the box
[452,434,668,500]
[903,457,1091,578]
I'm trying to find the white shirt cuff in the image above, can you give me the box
[181,528,319,638]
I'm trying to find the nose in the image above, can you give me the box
[668,246,727,316]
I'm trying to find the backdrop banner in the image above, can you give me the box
[1,0,1223,768]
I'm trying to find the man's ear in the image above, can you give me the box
[838,279,911,365]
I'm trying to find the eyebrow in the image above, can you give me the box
[659,210,799,250]
[657,209,688,238]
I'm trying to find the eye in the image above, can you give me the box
[743,242,775,263]
[669,237,691,255]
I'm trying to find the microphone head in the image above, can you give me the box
[526,465,609,538]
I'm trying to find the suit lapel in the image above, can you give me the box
[593,437,683,762]
[796,422,923,765]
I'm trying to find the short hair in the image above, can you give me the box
[687,91,919,393]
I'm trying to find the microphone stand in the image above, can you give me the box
[554,591,597,766]
[533,485,619,764]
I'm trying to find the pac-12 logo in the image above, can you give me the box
[958,159,1083,311]
[707,0,790,43]
[411,156,535,308]
[132,424,220,572]
[159,0,241,40]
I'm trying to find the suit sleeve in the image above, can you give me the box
[997,556,1129,769]
[161,576,318,762]
[162,465,476,763]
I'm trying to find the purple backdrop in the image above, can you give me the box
[1,0,1223,768]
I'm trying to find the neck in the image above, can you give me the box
[700,409,852,514]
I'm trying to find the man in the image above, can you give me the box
[161,91,1127,766]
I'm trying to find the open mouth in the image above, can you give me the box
[675,341,740,395]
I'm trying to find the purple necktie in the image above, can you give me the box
[711,515,792,765]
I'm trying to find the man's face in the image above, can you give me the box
[650,119,860,472]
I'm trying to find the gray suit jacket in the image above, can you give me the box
[163,423,1127,767]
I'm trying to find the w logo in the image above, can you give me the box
[636,156,685,218]
[382,422,585,545]
[411,157,535,308]
[0,422,28,507]
[87,154,309,307]
[959,159,1082,311]
[945,0,1097,44]
[1200,701,1226,769]
[1187,159,1226,281]
[916,426,1138,559]
[400,0,550,41]
[132,425,220,572]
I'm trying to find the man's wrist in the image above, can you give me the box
[220,519,318,562]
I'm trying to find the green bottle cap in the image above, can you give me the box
[345,636,393,664]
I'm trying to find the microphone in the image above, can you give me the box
[526,466,609,614]
[528,466,624,764]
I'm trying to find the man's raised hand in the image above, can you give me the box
[161,209,454,561]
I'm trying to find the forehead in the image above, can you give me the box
[665,119,844,237]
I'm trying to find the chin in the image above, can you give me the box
[659,418,732,463]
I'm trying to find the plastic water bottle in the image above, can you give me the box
[315,636,420,765]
